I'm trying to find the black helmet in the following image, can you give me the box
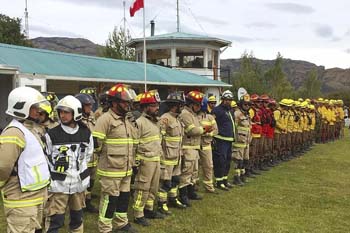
[164,91,185,104]
[75,93,95,105]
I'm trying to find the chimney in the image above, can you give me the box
[150,20,155,36]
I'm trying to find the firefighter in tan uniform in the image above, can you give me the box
[232,92,252,185]
[75,93,99,213]
[95,91,110,120]
[92,84,138,233]
[157,92,187,215]
[178,91,206,206]
[0,87,51,233]
[197,97,218,193]
[132,91,164,227]
[207,95,217,113]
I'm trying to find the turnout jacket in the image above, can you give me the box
[93,109,136,178]
[160,111,183,165]
[0,120,49,208]
[45,123,93,194]
[135,112,162,162]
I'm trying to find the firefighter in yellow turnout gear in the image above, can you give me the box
[132,91,165,227]
[0,87,51,233]
[93,84,138,233]
[157,92,187,215]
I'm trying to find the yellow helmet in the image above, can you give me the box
[298,98,304,102]
[231,100,237,108]
[305,98,311,103]
[134,93,143,103]
[208,95,217,103]
[279,98,292,107]
[309,104,315,110]
[294,101,301,107]
[300,101,308,108]
[317,97,324,103]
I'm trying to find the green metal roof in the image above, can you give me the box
[0,43,230,87]
[127,32,231,47]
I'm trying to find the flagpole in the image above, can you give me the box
[143,2,147,92]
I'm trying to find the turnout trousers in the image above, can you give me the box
[212,138,232,181]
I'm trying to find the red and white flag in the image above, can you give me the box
[130,0,144,17]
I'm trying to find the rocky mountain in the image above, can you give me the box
[221,58,350,93]
[31,37,103,56]
[31,37,350,93]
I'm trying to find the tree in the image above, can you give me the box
[263,52,293,100]
[297,68,322,99]
[0,14,32,47]
[231,51,266,98]
[100,26,135,61]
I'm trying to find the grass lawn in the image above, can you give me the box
[1,132,350,232]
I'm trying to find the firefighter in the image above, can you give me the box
[42,92,60,122]
[197,97,218,193]
[212,90,235,191]
[38,99,59,135]
[276,99,290,161]
[95,91,110,120]
[158,92,187,215]
[80,87,98,111]
[260,94,275,167]
[0,86,51,233]
[248,94,263,174]
[92,84,138,233]
[132,91,164,226]
[75,93,99,213]
[178,91,206,206]
[44,95,94,233]
[207,95,217,113]
[232,92,252,186]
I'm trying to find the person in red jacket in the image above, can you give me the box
[248,94,263,174]
[260,94,275,168]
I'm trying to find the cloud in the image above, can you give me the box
[52,0,173,10]
[314,24,333,38]
[265,2,314,14]
[30,25,84,38]
[195,16,229,26]
[246,22,277,29]
[345,49,350,54]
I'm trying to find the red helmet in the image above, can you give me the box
[108,84,132,102]
[186,91,204,104]
[250,94,260,102]
[140,91,161,105]
[268,98,276,105]
[260,94,270,101]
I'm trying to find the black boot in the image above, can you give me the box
[233,175,244,186]
[158,202,172,215]
[144,209,165,219]
[187,185,203,200]
[178,186,191,207]
[245,168,256,178]
[84,199,99,213]
[168,197,186,209]
[114,223,139,233]
[223,179,234,189]
[216,180,229,191]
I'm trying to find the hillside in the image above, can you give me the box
[31,37,350,93]
[220,58,350,93]
[31,37,103,57]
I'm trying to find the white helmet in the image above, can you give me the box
[221,90,234,100]
[56,95,82,121]
[6,86,48,119]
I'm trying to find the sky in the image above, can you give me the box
[1,0,349,69]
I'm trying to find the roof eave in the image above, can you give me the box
[19,73,231,87]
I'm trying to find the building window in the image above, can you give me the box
[147,49,171,67]
[176,48,203,68]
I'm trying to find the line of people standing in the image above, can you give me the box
[0,85,346,233]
